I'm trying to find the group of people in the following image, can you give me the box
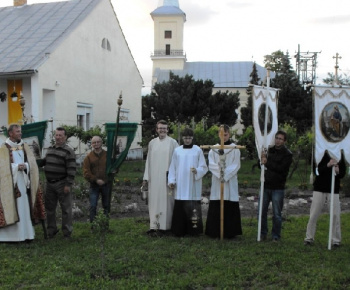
[143,120,346,247]
[0,121,346,247]
[0,124,76,242]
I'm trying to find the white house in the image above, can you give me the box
[0,0,143,159]
[151,0,271,133]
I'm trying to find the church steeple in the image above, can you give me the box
[150,0,186,87]
[157,0,179,7]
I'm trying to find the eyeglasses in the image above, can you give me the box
[157,127,168,130]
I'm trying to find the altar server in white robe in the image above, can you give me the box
[205,125,242,239]
[168,128,208,236]
[0,123,40,242]
[143,120,178,235]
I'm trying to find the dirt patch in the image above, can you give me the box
[72,186,350,223]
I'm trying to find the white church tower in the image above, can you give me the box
[150,0,186,87]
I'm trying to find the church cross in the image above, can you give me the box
[333,53,342,85]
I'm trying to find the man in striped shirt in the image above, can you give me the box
[43,127,76,239]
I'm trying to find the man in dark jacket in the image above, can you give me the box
[260,130,293,241]
[304,152,346,247]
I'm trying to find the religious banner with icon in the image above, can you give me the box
[314,86,350,165]
[252,85,279,158]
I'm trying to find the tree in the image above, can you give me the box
[264,50,285,72]
[269,51,312,133]
[323,72,350,86]
[240,62,262,129]
[142,72,241,143]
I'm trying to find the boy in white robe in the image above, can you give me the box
[168,128,208,236]
[205,125,242,239]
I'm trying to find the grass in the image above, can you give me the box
[3,159,346,288]
[1,214,350,288]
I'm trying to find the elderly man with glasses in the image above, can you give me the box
[259,130,293,242]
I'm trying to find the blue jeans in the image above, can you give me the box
[260,189,284,239]
[89,184,110,223]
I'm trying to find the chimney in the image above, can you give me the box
[14,0,27,6]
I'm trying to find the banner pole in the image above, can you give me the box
[257,69,270,242]
[328,166,336,250]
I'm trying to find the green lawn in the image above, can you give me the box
[0,214,349,289]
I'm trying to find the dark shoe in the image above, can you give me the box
[146,229,157,235]
[64,235,71,239]
[272,237,279,242]
[304,240,313,246]
[260,235,267,241]
[332,243,340,248]
[48,229,59,239]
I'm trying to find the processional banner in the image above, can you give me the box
[314,86,350,165]
[252,85,279,159]
[105,122,138,175]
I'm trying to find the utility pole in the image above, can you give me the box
[295,44,321,88]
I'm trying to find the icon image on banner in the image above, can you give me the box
[258,103,273,136]
[320,102,349,142]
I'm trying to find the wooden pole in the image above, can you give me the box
[328,166,336,250]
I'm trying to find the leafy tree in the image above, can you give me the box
[269,51,312,133]
[142,72,240,144]
[264,50,285,72]
[240,62,262,129]
[323,72,350,86]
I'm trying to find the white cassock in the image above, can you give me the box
[143,136,178,230]
[208,143,241,201]
[0,139,35,241]
[168,145,208,200]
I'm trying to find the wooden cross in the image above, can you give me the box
[200,125,245,240]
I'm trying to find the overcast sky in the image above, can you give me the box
[1,0,350,93]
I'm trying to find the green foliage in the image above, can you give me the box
[323,72,350,86]
[236,125,256,159]
[341,173,350,197]
[61,125,106,145]
[142,72,240,139]
[168,122,220,146]
[241,62,263,129]
[268,51,312,133]
[264,50,286,72]
[92,209,110,278]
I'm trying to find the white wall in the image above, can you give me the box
[33,0,143,155]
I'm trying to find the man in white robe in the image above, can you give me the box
[168,128,208,236]
[143,120,178,235]
[0,123,43,242]
[205,125,242,239]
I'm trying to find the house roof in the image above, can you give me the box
[154,61,271,88]
[0,0,101,75]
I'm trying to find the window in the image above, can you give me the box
[101,38,111,51]
[164,30,172,39]
[77,103,92,130]
[166,44,170,55]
